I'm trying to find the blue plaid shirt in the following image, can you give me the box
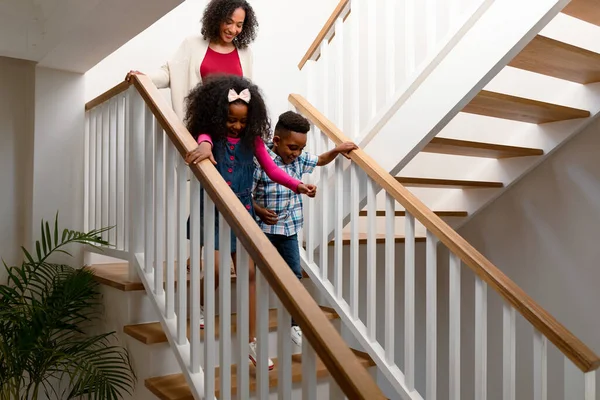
[252,144,318,236]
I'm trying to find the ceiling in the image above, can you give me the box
[0,0,183,73]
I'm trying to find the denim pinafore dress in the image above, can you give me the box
[188,137,255,253]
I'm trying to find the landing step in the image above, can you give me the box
[423,137,544,158]
[124,306,339,345]
[509,35,600,84]
[563,0,600,28]
[462,90,590,124]
[145,349,375,399]
[359,210,468,217]
[396,177,503,189]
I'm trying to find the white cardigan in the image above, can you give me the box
[148,35,253,121]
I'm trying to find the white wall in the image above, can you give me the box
[32,67,86,265]
[85,0,339,124]
[0,56,35,281]
[457,114,600,398]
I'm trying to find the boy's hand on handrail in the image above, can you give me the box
[335,141,358,159]
[186,141,217,166]
[297,183,317,197]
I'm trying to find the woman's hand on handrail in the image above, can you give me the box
[125,70,145,82]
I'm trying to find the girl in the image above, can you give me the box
[184,75,316,370]
[127,0,258,121]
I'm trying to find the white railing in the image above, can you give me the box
[291,93,600,400]
[84,77,385,400]
[299,0,493,143]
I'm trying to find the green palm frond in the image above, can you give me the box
[0,215,135,399]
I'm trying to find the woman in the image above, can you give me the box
[127,0,258,121]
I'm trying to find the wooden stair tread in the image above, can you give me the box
[423,137,544,158]
[396,176,503,189]
[330,233,427,245]
[359,210,468,217]
[124,306,339,345]
[508,35,600,84]
[563,0,600,27]
[145,349,375,399]
[462,90,590,124]
[87,263,144,291]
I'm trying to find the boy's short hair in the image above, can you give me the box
[274,111,311,137]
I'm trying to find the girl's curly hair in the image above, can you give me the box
[201,0,258,49]
[184,75,270,149]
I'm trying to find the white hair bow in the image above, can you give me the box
[228,88,251,103]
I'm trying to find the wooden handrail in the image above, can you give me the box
[85,81,130,111]
[85,78,386,399]
[289,93,600,373]
[298,0,350,70]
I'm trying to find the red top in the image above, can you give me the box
[200,47,243,79]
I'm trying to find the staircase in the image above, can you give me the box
[81,0,600,398]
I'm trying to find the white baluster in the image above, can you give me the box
[367,0,377,118]
[102,103,110,241]
[449,252,461,400]
[475,277,488,400]
[320,131,329,282]
[95,106,102,232]
[366,179,377,340]
[426,0,438,53]
[237,243,250,399]
[426,230,437,400]
[144,110,155,273]
[533,330,547,400]
[302,338,317,400]
[116,96,125,250]
[405,212,416,391]
[154,126,165,296]
[503,304,516,400]
[165,141,176,319]
[385,0,396,101]
[384,193,395,363]
[306,125,316,264]
[320,41,330,118]
[350,0,361,138]
[87,111,95,232]
[219,215,232,400]
[334,157,344,299]
[176,157,188,345]
[277,301,292,399]
[109,98,117,246]
[585,371,596,400]
[189,179,201,373]
[203,191,216,398]
[256,268,270,400]
[349,164,360,320]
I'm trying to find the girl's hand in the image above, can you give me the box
[297,183,317,197]
[185,141,217,165]
[125,70,144,82]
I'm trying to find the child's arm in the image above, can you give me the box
[254,138,316,196]
[317,142,358,166]
[185,134,216,165]
[252,199,279,225]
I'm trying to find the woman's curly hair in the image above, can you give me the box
[184,75,270,149]
[201,0,258,49]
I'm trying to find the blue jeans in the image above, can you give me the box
[265,233,302,326]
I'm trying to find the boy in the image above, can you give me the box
[252,111,357,346]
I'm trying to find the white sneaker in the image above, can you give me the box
[199,306,205,329]
[248,339,274,370]
[291,326,303,347]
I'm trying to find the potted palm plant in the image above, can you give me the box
[0,215,136,399]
